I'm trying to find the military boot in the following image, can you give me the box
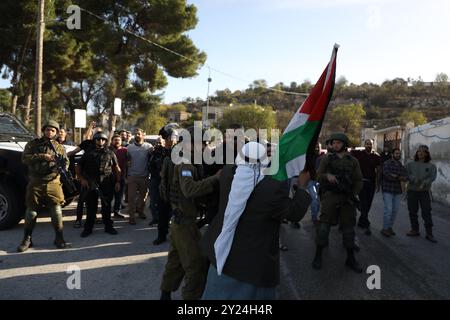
[406,229,420,237]
[17,230,33,252]
[425,227,437,243]
[345,249,363,273]
[54,230,68,249]
[312,246,323,270]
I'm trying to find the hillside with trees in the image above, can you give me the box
[170,74,450,145]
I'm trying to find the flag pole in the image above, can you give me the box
[303,44,339,174]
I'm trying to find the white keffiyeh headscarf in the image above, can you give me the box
[214,141,269,276]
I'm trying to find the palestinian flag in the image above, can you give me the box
[272,44,339,181]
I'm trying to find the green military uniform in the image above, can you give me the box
[160,163,219,300]
[313,133,364,273]
[316,152,363,248]
[317,153,363,228]
[23,138,67,210]
[18,120,69,252]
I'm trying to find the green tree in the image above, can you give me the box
[398,110,427,126]
[435,72,449,83]
[219,104,276,135]
[139,112,167,135]
[77,0,207,131]
[0,89,11,112]
[326,104,366,146]
[435,72,449,99]
[213,88,234,105]
[276,110,293,132]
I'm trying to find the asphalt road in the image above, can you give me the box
[0,202,179,300]
[278,192,450,299]
[0,193,449,300]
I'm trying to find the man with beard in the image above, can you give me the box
[110,134,127,219]
[381,148,408,237]
[351,139,381,236]
[127,128,152,224]
[405,145,437,242]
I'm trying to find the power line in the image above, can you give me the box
[79,7,309,97]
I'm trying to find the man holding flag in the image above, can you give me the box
[271,44,339,182]
[270,44,363,273]
[201,45,358,299]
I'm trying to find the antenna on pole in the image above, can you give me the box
[205,67,212,127]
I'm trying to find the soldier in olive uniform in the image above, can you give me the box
[160,127,220,300]
[152,124,179,245]
[18,120,69,252]
[312,133,364,273]
[77,132,121,237]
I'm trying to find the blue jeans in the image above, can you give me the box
[382,192,401,230]
[113,177,125,213]
[307,180,319,221]
[202,266,276,300]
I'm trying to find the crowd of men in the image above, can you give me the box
[16,119,438,299]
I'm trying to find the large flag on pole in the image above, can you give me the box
[272,44,339,181]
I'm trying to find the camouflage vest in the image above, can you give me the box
[23,138,64,180]
[322,153,356,194]
[82,148,115,181]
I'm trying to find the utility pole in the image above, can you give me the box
[205,67,211,127]
[34,0,45,136]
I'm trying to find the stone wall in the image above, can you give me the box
[406,117,450,206]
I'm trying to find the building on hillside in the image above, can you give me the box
[201,105,227,126]
[362,117,450,206]
[168,110,191,122]
[361,125,411,155]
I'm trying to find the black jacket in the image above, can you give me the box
[200,165,311,287]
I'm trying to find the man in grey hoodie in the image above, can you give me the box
[406,145,437,243]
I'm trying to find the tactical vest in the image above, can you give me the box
[322,153,355,194]
[25,138,61,180]
[83,148,114,181]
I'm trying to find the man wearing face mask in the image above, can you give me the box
[18,121,69,252]
[77,132,121,237]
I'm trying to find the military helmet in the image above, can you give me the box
[93,132,108,141]
[42,120,60,132]
[328,132,350,146]
[159,123,180,140]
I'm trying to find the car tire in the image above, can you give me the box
[0,183,23,230]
